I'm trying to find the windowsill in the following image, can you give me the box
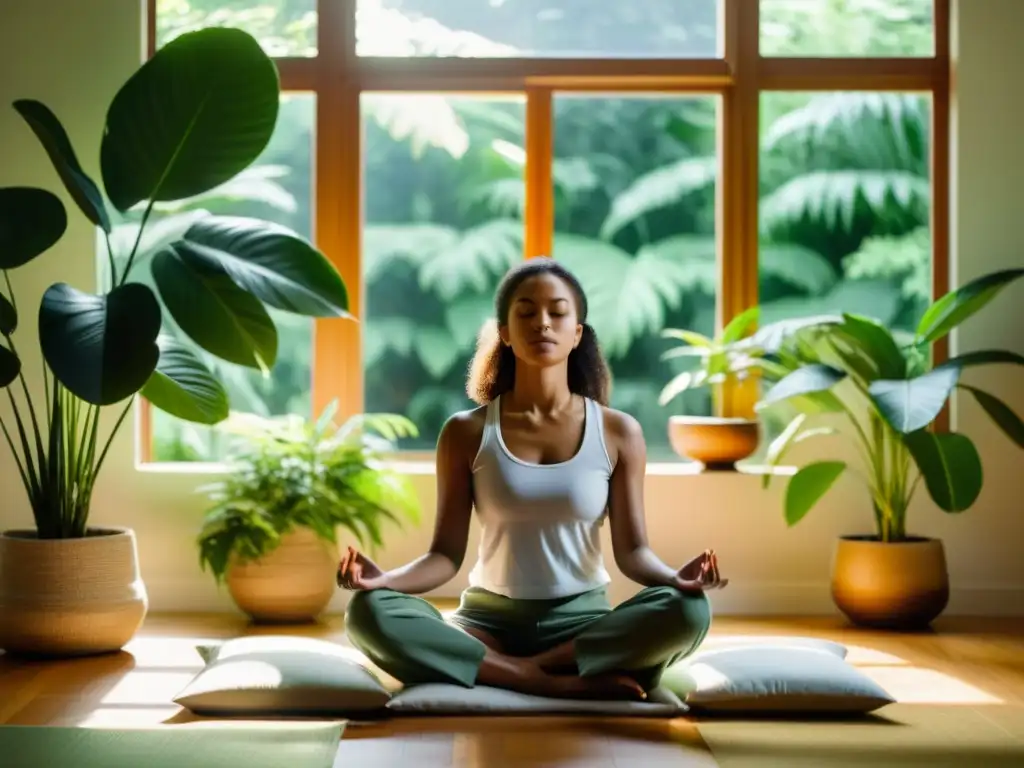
[135,459,795,477]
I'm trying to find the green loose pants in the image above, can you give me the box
[345,585,711,691]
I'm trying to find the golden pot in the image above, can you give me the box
[0,527,148,656]
[668,415,760,469]
[831,535,949,629]
[226,528,338,623]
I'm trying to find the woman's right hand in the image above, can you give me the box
[337,546,388,591]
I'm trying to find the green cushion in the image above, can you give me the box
[174,636,391,716]
[0,722,343,768]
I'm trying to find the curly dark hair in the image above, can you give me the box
[466,258,612,406]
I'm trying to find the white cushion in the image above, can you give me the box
[174,636,392,715]
[698,635,848,659]
[387,683,687,717]
[665,645,893,713]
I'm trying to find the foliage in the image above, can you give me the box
[758,269,1024,541]
[196,402,421,583]
[658,307,761,410]
[0,28,349,538]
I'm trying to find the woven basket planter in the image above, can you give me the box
[0,527,148,657]
[226,528,338,623]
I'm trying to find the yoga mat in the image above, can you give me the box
[0,721,345,768]
[698,704,1024,768]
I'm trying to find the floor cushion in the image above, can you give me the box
[387,683,687,717]
[174,636,392,716]
[663,644,894,714]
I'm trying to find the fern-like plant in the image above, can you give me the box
[196,402,421,583]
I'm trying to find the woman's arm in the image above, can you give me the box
[373,411,479,595]
[605,410,681,588]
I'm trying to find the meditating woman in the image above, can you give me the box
[337,258,727,701]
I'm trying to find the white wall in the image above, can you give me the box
[1,0,1021,617]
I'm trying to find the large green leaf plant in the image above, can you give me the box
[196,402,421,583]
[757,269,1024,541]
[0,28,349,539]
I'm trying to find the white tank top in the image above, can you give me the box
[467,395,613,600]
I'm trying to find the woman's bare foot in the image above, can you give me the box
[546,673,648,702]
[474,649,645,701]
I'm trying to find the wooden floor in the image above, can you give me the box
[2,612,1024,767]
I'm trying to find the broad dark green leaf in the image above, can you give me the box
[758,363,846,409]
[903,430,983,512]
[785,461,846,526]
[0,187,67,268]
[868,366,960,433]
[0,292,16,335]
[916,268,1024,345]
[100,27,279,211]
[12,100,111,232]
[39,282,161,405]
[152,246,277,369]
[835,313,906,379]
[0,345,19,388]
[941,349,1024,370]
[172,217,350,317]
[142,334,229,425]
[960,384,1024,450]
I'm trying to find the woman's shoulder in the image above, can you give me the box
[438,405,489,458]
[596,404,646,467]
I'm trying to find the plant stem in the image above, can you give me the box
[120,200,156,286]
[103,231,118,289]
[90,396,134,492]
[2,270,15,315]
[0,413,32,503]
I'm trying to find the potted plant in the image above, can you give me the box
[757,268,1024,628]
[659,308,833,469]
[196,403,421,624]
[0,28,350,656]
[658,307,763,469]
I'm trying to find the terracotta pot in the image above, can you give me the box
[226,528,338,623]
[668,415,760,469]
[831,535,949,629]
[0,527,148,656]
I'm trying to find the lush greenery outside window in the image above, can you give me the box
[147,0,947,464]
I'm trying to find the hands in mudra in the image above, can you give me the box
[337,546,386,591]
[673,549,727,594]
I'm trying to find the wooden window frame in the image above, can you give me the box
[139,0,950,463]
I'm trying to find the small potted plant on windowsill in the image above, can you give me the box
[658,309,833,470]
[0,28,350,656]
[757,268,1024,629]
[658,307,763,470]
[196,403,421,624]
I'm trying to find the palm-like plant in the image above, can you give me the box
[757,269,1024,541]
[197,402,421,582]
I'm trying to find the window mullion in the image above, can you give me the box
[720,0,760,419]
[525,87,554,259]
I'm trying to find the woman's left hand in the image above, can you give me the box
[673,549,728,593]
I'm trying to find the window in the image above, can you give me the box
[551,95,719,459]
[757,90,933,448]
[760,0,934,57]
[362,94,526,450]
[156,0,317,57]
[146,0,949,464]
[355,0,720,58]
